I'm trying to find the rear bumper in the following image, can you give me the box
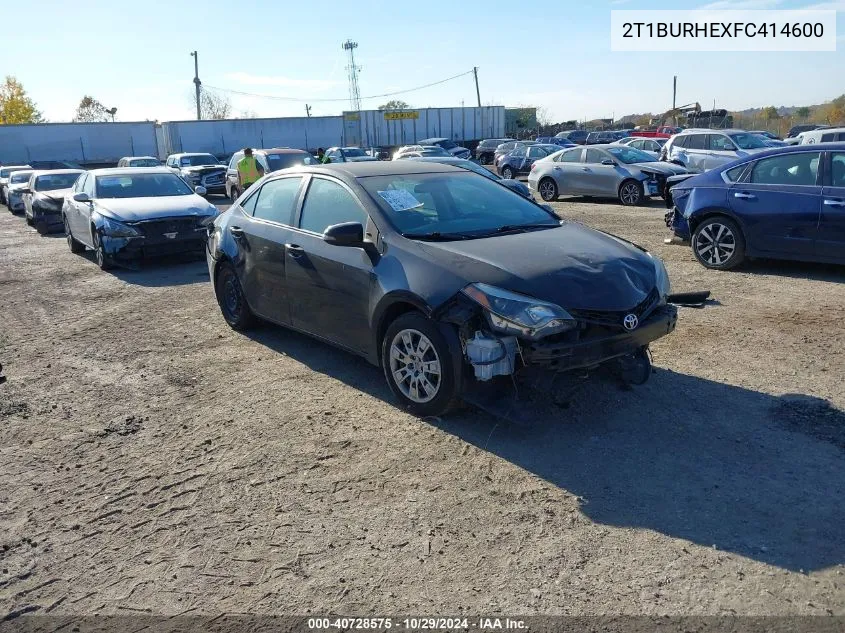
[664,207,691,240]
[521,305,678,371]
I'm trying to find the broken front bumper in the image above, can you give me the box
[102,232,206,262]
[31,206,64,231]
[521,305,678,372]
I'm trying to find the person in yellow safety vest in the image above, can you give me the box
[317,147,330,164]
[237,148,265,191]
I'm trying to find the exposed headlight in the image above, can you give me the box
[652,256,672,304]
[101,216,142,237]
[461,282,577,341]
[34,198,61,210]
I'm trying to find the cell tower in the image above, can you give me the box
[342,40,362,112]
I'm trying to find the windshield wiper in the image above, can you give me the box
[401,231,471,241]
[487,222,560,235]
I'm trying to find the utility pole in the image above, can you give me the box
[672,75,677,111]
[304,105,311,151]
[191,51,201,120]
[473,67,481,108]
[305,104,312,118]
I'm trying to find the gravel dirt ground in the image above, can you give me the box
[1,192,844,618]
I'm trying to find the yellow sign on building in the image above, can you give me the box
[383,111,419,120]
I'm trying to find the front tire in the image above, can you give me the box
[538,177,558,202]
[215,261,256,330]
[65,217,84,254]
[92,231,113,271]
[691,216,746,270]
[381,313,461,417]
[619,179,644,206]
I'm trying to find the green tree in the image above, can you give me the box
[761,106,780,122]
[795,106,810,121]
[378,99,410,111]
[0,76,43,124]
[74,95,111,122]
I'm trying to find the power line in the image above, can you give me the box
[203,69,475,104]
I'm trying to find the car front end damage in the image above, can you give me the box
[95,214,213,264]
[433,260,678,416]
[7,189,26,212]
[30,195,67,232]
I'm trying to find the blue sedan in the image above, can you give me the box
[666,143,845,269]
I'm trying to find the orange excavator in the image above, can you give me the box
[634,102,702,137]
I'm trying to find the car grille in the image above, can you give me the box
[568,288,661,329]
[135,217,201,238]
[202,173,225,186]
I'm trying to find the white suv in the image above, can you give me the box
[661,129,769,173]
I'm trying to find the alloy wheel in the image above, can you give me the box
[694,222,736,266]
[539,180,557,201]
[389,329,442,404]
[65,220,73,249]
[620,182,641,205]
[223,276,240,318]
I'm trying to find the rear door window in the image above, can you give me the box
[585,149,605,164]
[830,153,845,187]
[709,135,736,151]
[749,152,821,186]
[556,148,583,163]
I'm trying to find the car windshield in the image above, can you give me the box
[10,172,32,184]
[180,154,218,166]
[606,146,657,164]
[95,173,193,198]
[129,158,160,167]
[264,153,320,172]
[729,133,768,150]
[342,148,367,157]
[437,140,457,150]
[1,168,28,178]
[35,173,80,191]
[421,147,450,156]
[359,171,558,239]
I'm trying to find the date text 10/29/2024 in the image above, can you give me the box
[307,617,527,630]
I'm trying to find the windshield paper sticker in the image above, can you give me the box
[378,189,424,212]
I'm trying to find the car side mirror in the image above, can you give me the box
[601,159,616,166]
[195,185,207,196]
[20,187,32,195]
[72,192,91,203]
[323,221,364,247]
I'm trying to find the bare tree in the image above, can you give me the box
[189,88,232,120]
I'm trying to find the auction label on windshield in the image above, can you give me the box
[611,10,836,51]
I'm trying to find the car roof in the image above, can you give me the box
[677,128,746,135]
[726,141,845,161]
[405,156,468,164]
[2,164,32,170]
[170,152,217,157]
[417,137,447,143]
[271,161,465,179]
[121,156,158,160]
[87,167,176,176]
[32,169,84,176]
[803,126,845,134]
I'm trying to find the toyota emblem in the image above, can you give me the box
[623,314,639,331]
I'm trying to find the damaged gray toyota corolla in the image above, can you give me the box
[207,162,678,417]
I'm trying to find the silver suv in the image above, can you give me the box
[661,129,769,173]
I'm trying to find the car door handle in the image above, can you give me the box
[733,192,756,200]
[824,199,845,207]
[553,166,562,171]
[285,243,305,258]
[581,167,590,171]
[229,226,245,238]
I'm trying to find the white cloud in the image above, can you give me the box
[698,0,782,8]
[610,0,632,5]
[800,0,845,9]
[223,72,340,92]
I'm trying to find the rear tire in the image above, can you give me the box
[381,312,461,417]
[215,261,256,330]
[65,217,84,254]
[619,179,644,206]
[691,216,746,270]
[538,177,558,202]
[25,214,33,226]
[501,166,514,180]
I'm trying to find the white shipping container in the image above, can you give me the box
[0,122,158,165]
[158,117,344,158]
[343,106,505,147]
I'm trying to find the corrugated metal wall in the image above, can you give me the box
[0,122,158,165]
[158,117,344,158]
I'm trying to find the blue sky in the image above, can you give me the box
[3,0,843,123]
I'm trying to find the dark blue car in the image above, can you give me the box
[535,136,576,147]
[666,143,845,269]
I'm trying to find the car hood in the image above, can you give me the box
[635,161,687,175]
[415,223,657,312]
[94,195,216,222]
[345,156,379,162]
[448,147,470,156]
[7,183,30,193]
[36,188,73,202]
